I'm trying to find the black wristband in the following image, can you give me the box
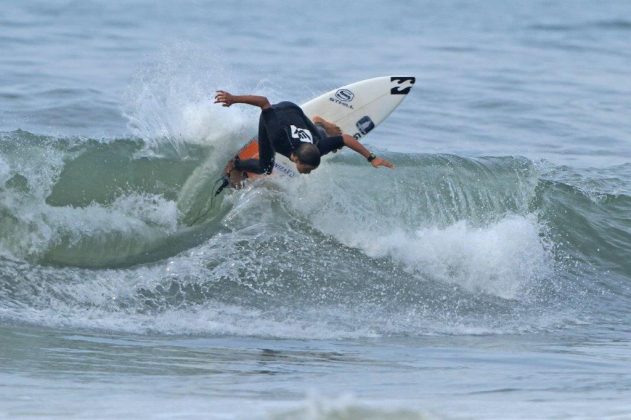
[367,153,377,162]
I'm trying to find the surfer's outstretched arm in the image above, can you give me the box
[214,91,271,110]
[342,134,394,169]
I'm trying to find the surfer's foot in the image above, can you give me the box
[312,116,342,136]
[224,157,236,175]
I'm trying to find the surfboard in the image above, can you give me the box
[225,76,415,188]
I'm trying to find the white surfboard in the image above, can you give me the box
[241,76,416,179]
[303,76,416,140]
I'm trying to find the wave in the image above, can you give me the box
[0,127,630,337]
[0,132,211,267]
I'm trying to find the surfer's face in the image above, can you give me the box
[295,161,316,174]
[290,154,317,174]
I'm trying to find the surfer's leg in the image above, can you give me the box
[234,110,276,174]
[312,116,342,136]
[257,110,276,174]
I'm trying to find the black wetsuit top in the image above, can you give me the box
[235,101,344,174]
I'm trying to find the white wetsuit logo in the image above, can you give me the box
[290,125,314,143]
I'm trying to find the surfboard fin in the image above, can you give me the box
[214,176,230,196]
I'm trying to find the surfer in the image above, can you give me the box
[214,90,394,176]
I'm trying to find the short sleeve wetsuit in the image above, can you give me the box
[235,101,344,174]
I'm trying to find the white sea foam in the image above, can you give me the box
[345,216,550,299]
[269,394,434,420]
[0,288,378,340]
[282,163,552,300]
[122,43,258,157]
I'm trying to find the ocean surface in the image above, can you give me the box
[1,0,631,418]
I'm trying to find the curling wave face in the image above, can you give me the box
[0,129,630,338]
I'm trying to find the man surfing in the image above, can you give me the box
[214,90,394,181]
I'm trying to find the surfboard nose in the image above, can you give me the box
[390,76,415,95]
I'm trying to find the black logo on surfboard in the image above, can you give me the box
[390,77,415,95]
[356,116,375,135]
[335,89,354,102]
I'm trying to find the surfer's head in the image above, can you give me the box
[291,143,320,174]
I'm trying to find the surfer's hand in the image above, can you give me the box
[214,90,235,107]
[371,157,394,169]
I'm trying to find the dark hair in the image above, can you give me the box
[294,143,321,167]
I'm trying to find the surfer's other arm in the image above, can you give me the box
[214,91,271,110]
[341,134,394,169]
